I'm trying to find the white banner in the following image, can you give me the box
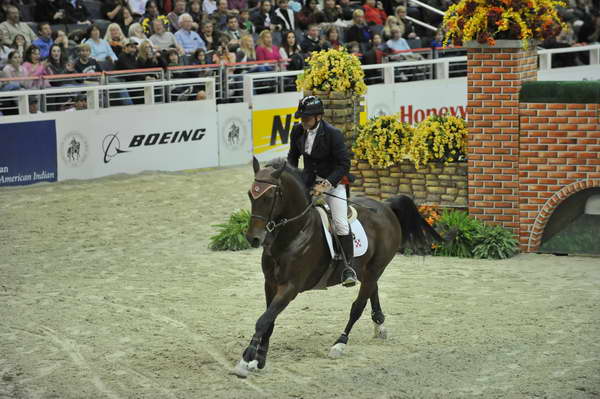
[367,78,467,124]
[217,102,252,167]
[539,65,600,82]
[55,101,219,181]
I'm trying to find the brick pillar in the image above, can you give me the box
[466,41,537,235]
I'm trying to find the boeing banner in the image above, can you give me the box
[0,120,58,187]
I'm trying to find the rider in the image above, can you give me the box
[287,95,358,287]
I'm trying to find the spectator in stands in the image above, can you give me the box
[128,23,151,46]
[32,23,54,60]
[0,50,26,91]
[300,23,322,54]
[188,0,203,29]
[74,42,103,73]
[395,6,418,40]
[239,9,254,34]
[323,26,342,50]
[256,29,281,61]
[296,0,323,31]
[363,0,387,26]
[211,37,237,63]
[430,28,443,48]
[142,0,161,20]
[136,39,165,69]
[67,93,87,110]
[22,45,50,89]
[175,13,206,54]
[128,0,149,17]
[199,20,219,51]
[203,0,217,15]
[105,23,127,57]
[53,30,74,59]
[0,0,19,22]
[85,25,118,64]
[190,47,207,64]
[386,26,410,51]
[362,33,385,63]
[0,30,10,67]
[63,0,92,25]
[0,6,37,47]
[345,40,360,56]
[338,0,355,21]
[321,0,343,23]
[274,0,296,31]
[166,48,181,66]
[222,15,242,45]
[345,9,372,45]
[252,0,282,33]
[115,38,138,70]
[382,15,401,40]
[212,0,236,30]
[9,34,26,56]
[237,33,256,62]
[119,7,136,35]
[279,30,300,59]
[150,18,184,53]
[167,0,187,32]
[34,0,65,24]
[103,0,134,30]
[47,43,75,76]
[228,0,247,12]
[29,96,42,114]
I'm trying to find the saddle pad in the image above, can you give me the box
[316,207,368,258]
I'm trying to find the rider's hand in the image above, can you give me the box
[310,180,332,196]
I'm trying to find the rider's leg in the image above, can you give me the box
[326,184,358,287]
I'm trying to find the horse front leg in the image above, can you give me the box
[233,283,297,378]
[256,281,276,370]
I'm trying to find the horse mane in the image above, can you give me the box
[265,158,311,202]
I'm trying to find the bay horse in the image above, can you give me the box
[233,157,441,377]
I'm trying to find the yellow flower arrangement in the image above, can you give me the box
[353,113,468,169]
[353,115,413,168]
[296,49,367,96]
[443,0,567,48]
[406,114,468,169]
[141,15,170,34]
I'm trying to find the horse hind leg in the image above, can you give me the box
[370,285,387,339]
[329,281,376,358]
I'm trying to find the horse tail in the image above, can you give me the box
[386,195,443,252]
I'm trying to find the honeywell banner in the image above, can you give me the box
[367,77,467,124]
[55,100,218,181]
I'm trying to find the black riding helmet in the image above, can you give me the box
[294,96,324,118]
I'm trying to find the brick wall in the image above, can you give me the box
[466,44,538,234]
[518,101,600,252]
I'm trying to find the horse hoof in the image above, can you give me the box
[328,343,346,358]
[247,360,259,372]
[373,324,388,339]
[231,359,251,378]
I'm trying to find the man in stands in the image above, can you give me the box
[150,18,184,54]
[222,15,242,45]
[274,0,295,32]
[300,24,322,55]
[115,38,138,71]
[212,0,235,30]
[74,43,103,74]
[0,6,37,47]
[32,23,54,59]
[175,13,206,54]
[362,0,387,26]
[167,0,186,32]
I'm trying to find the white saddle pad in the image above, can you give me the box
[316,207,368,258]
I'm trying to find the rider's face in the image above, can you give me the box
[301,115,320,130]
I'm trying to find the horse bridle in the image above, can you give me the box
[250,179,314,233]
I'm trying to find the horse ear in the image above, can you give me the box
[271,161,286,179]
[252,156,260,174]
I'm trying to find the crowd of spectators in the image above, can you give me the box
[0,0,598,93]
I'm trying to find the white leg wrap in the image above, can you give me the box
[328,343,346,358]
[232,359,259,378]
[373,323,388,339]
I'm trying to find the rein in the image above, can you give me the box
[251,179,315,233]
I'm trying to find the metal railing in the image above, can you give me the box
[105,68,165,107]
[166,64,222,101]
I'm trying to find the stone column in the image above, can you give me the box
[466,40,537,235]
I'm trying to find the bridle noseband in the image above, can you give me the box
[250,178,314,233]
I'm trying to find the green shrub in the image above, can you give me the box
[209,209,252,251]
[472,223,519,259]
[433,210,482,258]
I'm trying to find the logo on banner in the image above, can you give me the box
[222,118,247,150]
[103,133,129,164]
[61,132,88,167]
[373,103,393,117]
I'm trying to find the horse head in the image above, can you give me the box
[245,157,287,248]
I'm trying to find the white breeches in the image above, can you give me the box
[325,183,349,235]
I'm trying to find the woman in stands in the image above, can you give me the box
[345,9,373,46]
[321,0,342,23]
[383,15,402,41]
[46,43,75,77]
[128,23,151,46]
[105,23,127,57]
[9,34,26,57]
[84,25,118,66]
[323,26,342,50]
[0,50,26,91]
[296,0,323,31]
[22,45,50,89]
[279,30,300,60]
[362,0,387,26]
[0,29,10,68]
[119,6,136,36]
[136,40,165,70]
[255,29,281,61]
[237,33,256,62]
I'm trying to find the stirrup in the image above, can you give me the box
[341,267,357,287]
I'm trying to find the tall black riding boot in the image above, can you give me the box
[338,234,358,287]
